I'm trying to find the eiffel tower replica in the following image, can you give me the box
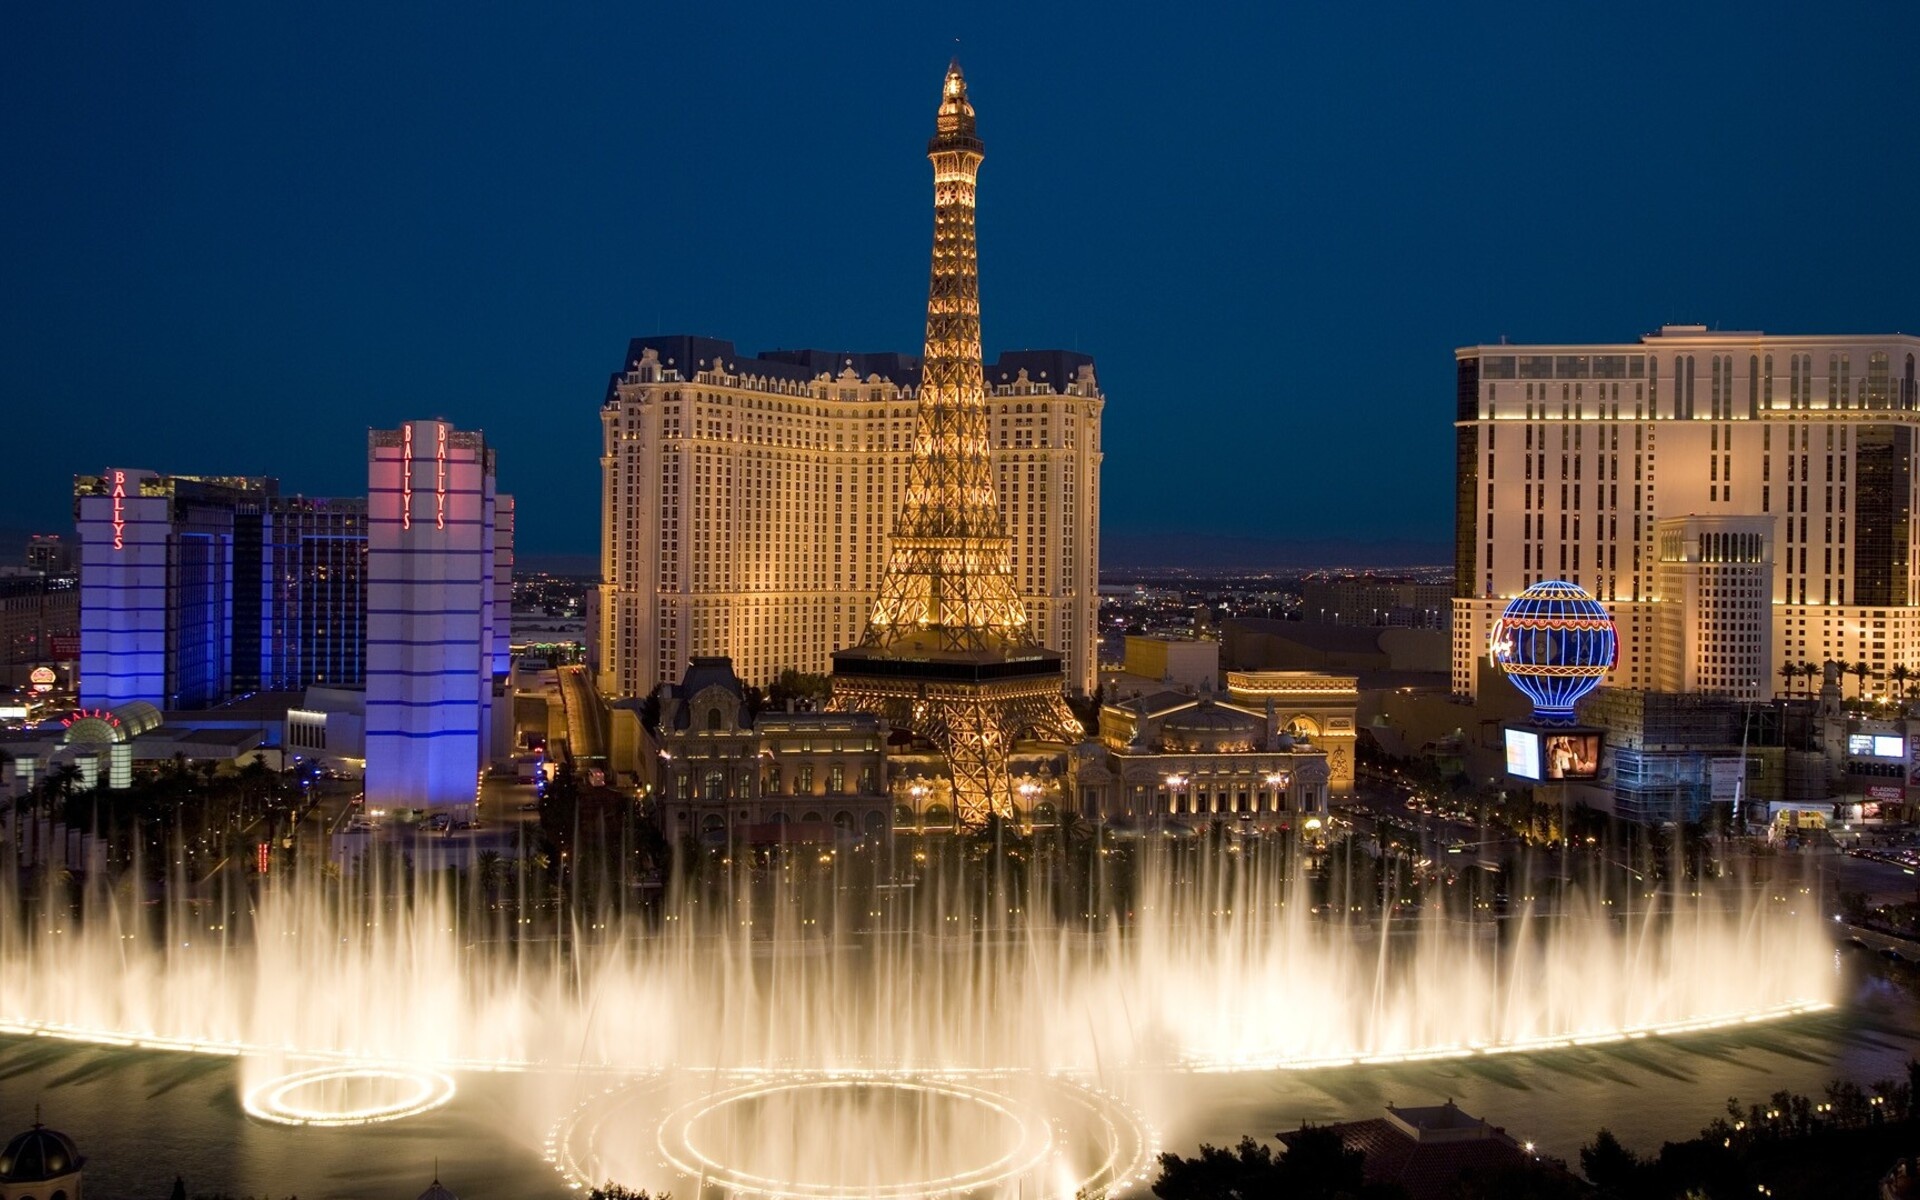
[831,60,1081,828]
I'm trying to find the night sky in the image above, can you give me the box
[5,3,1918,565]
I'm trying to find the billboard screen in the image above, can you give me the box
[1848,733,1906,758]
[1504,728,1541,780]
[1541,731,1602,780]
[1710,757,1746,803]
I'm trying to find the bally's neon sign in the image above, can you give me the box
[111,469,126,551]
[60,708,122,731]
[401,424,449,533]
[402,425,414,530]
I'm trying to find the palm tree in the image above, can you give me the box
[9,782,35,858]
[235,754,276,830]
[46,761,82,829]
[476,849,503,906]
[1802,661,1821,695]
[1851,660,1872,700]
[1779,662,1799,697]
[1893,664,1912,705]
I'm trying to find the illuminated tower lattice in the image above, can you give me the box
[832,61,1080,827]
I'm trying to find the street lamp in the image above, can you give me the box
[1017,780,1040,824]
[1263,770,1289,814]
[1164,772,1189,821]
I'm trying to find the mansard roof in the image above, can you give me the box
[611,336,1096,396]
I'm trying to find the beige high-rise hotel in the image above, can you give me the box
[1454,325,1920,703]
[595,338,1103,699]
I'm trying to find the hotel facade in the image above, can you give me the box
[75,471,368,710]
[595,336,1103,700]
[364,420,514,809]
[1453,326,1920,703]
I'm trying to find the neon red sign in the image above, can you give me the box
[111,469,126,550]
[59,708,122,730]
[435,423,448,530]
[401,425,414,531]
[256,842,270,875]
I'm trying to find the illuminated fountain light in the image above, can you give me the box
[0,854,1838,1079]
[1174,998,1834,1073]
[549,1070,1154,1200]
[241,1063,457,1127]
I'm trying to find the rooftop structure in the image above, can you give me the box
[0,1114,84,1200]
[1280,1101,1539,1200]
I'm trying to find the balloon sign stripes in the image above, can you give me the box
[1488,580,1618,722]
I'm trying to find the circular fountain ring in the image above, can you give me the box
[549,1070,1155,1200]
[242,1064,457,1127]
[669,1077,1043,1198]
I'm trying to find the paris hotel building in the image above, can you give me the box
[595,335,1103,700]
[1454,325,1920,703]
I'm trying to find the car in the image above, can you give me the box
[519,802,541,812]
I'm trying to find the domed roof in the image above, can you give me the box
[1156,699,1265,752]
[0,1123,82,1183]
[1161,701,1262,735]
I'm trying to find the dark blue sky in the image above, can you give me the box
[5,3,1917,563]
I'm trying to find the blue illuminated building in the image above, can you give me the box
[364,420,513,810]
[75,472,370,711]
[72,449,510,807]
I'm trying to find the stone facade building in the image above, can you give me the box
[1072,689,1332,831]
[596,338,1103,700]
[653,657,891,843]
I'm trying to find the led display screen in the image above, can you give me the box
[1540,731,1602,780]
[1849,734,1906,758]
[1504,728,1541,780]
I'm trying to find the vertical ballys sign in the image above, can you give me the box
[110,469,127,550]
[401,424,414,531]
[435,422,448,530]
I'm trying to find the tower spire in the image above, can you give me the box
[931,58,979,152]
[832,63,1080,828]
